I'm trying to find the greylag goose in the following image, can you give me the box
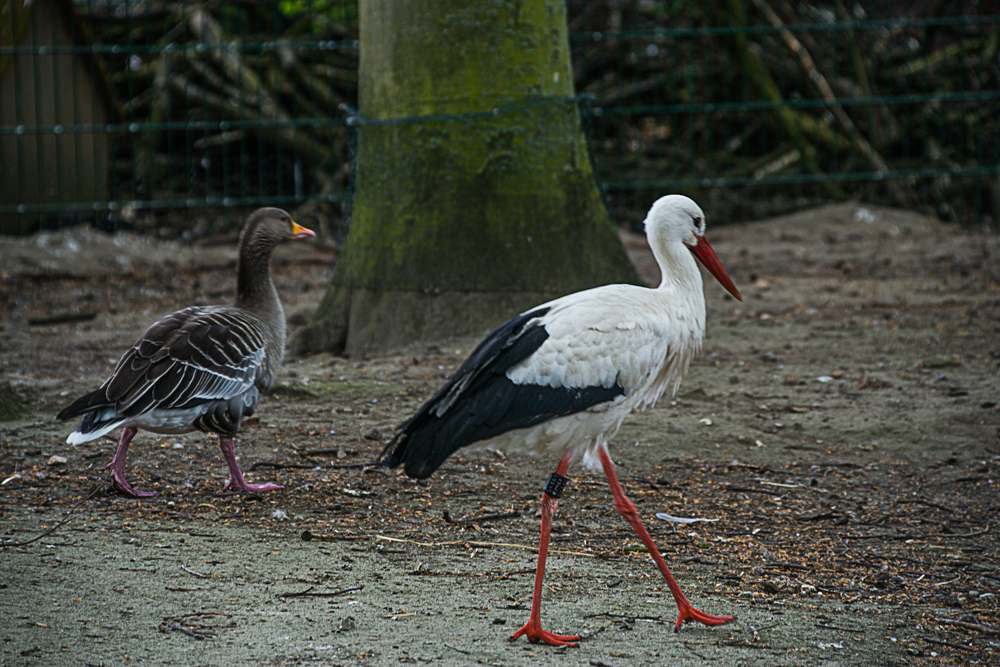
[57,208,315,496]
[383,195,740,645]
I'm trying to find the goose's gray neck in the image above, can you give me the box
[234,237,286,363]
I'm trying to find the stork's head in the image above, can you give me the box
[644,195,743,302]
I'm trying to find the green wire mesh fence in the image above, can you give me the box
[572,1,1000,229]
[1,1,998,237]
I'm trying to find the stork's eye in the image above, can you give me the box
[692,215,702,227]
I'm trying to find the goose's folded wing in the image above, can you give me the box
[103,307,268,417]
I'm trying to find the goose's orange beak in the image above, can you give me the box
[291,221,316,239]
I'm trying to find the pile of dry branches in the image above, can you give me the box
[567,0,999,226]
[82,1,358,236]
[78,0,998,234]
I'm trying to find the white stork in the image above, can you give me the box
[382,195,742,646]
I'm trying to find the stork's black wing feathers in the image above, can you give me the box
[383,307,626,479]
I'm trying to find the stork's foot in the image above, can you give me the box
[222,479,284,494]
[674,604,736,632]
[510,621,580,648]
[108,470,157,497]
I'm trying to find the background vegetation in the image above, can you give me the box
[2,0,997,236]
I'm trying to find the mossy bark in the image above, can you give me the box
[0,385,28,422]
[294,0,639,357]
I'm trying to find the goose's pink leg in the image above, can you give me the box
[510,450,581,647]
[597,442,735,631]
[105,427,156,497]
[218,437,284,493]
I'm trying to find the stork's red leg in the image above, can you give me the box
[105,427,156,497]
[218,437,284,493]
[596,442,734,631]
[510,450,581,647]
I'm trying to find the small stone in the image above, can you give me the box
[754,279,771,290]
[783,374,799,385]
[46,455,67,466]
[831,370,844,378]
[679,388,715,402]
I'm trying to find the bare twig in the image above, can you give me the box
[248,461,315,471]
[294,447,358,457]
[727,0,841,197]
[750,0,910,206]
[723,485,784,497]
[897,498,957,514]
[920,636,973,651]
[278,585,364,599]
[1,470,113,548]
[933,618,999,635]
[443,510,519,525]
[168,624,210,640]
[375,534,596,558]
[28,311,97,326]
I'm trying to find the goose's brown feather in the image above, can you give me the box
[58,207,310,444]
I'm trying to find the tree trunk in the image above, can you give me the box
[293,0,639,357]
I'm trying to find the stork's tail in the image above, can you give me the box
[379,432,405,469]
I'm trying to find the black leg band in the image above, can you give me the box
[544,472,568,498]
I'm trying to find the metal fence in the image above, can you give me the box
[1,1,997,237]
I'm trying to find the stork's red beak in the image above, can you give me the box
[689,236,743,302]
[290,220,316,239]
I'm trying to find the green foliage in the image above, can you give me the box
[279,0,359,29]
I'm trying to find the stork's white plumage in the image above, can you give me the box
[383,195,742,646]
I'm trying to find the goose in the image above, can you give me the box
[58,208,315,496]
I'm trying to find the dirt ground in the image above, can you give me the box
[1,203,999,667]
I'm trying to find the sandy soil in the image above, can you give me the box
[1,203,999,667]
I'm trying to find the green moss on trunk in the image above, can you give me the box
[0,385,28,422]
[295,0,639,356]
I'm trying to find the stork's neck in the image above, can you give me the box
[651,238,704,295]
